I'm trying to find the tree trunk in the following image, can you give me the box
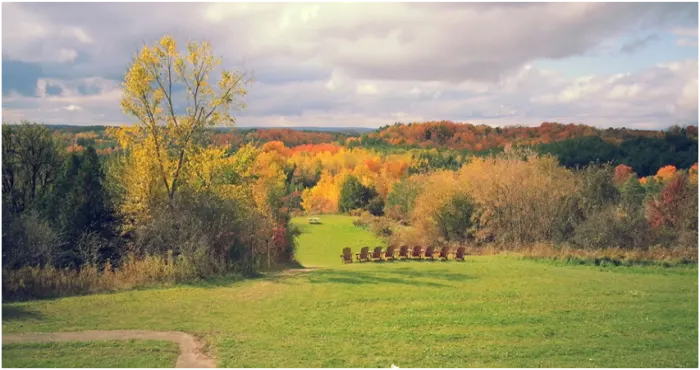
[267,239,271,271]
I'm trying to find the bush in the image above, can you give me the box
[459,150,579,245]
[367,196,385,216]
[370,216,394,238]
[2,211,63,270]
[2,252,211,300]
[571,206,650,250]
[129,191,254,276]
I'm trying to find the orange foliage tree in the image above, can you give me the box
[613,164,634,185]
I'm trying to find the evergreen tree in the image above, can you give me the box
[45,146,117,267]
[338,175,375,213]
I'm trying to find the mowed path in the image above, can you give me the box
[2,330,214,368]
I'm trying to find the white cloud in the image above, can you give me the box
[356,83,378,96]
[671,27,698,48]
[676,38,698,48]
[64,104,82,111]
[672,27,699,37]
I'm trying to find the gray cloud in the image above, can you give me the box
[1,2,698,129]
[620,34,659,54]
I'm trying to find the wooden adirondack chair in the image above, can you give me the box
[340,247,353,264]
[410,246,425,260]
[384,245,398,261]
[437,246,452,261]
[356,247,370,263]
[397,245,410,260]
[369,246,384,261]
[424,246,438,261]
[454,246,467,261]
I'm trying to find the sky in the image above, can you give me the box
[1,2,698,129]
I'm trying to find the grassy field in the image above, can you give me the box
[2,215,698,367]
[2,340,179,368]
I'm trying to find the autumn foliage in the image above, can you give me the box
[2,32,698,302]
[362,121,664,151]
[646,172,697,231]
[613,164,634,185]
[1,36,297,300]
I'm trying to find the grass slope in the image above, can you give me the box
[2,340,178,368]
[294,214,386,267]
[2,215,697,367]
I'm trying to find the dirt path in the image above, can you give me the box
[2,330,214,368]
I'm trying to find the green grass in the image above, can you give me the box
[294,214,386,267]
[2,340,179,368]
[2,215,698,367]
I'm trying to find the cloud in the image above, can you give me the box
[620,34,659,54]
[672,27,699,48]
[1,3,698,129]
[64,104,82,111]
[677,38,699,48]
[3,76,125,125]
[672,27,699,37]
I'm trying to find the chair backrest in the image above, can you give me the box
[360,246,370,257]
[425,246,435,255]
[398,245,409,256]
[386,245,397,255]
[412,246,423,255]
[342,247,352,256]
[439,246,450,256]
[456,246,466,257]
[371,246,383,257]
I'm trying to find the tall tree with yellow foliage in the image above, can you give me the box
[118,34,250,202]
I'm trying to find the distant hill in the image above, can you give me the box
[38,121,699,176]
[40,124,375,135]
[359,121,697,151]
[236,126,376,134]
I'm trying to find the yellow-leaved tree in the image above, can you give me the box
[116,34,250,203]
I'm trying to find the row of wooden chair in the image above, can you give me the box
[340,245,467,264]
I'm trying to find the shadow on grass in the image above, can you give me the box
[306,269,452,287]
[381,267,474,282]
[2,306,44,321]
[178,259,310,289]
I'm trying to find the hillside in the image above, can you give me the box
[358,121,698,151]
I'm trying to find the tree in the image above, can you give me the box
[45,146,118,267]
[613,164,634,185]
[646,173,697,231]
[2,122,63,215]
[411,171,475,244]
[301,171,344,214]
[117,34,251,202]
[654,165,677,183]
[338,175,375,213]
[459,150,579,244]
[538,136,621,169]
[2,124,22,215]
[366,196,385,216]
[386,175,425,222]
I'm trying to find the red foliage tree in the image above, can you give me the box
[613,164,634,185]
[646,173,691,229]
